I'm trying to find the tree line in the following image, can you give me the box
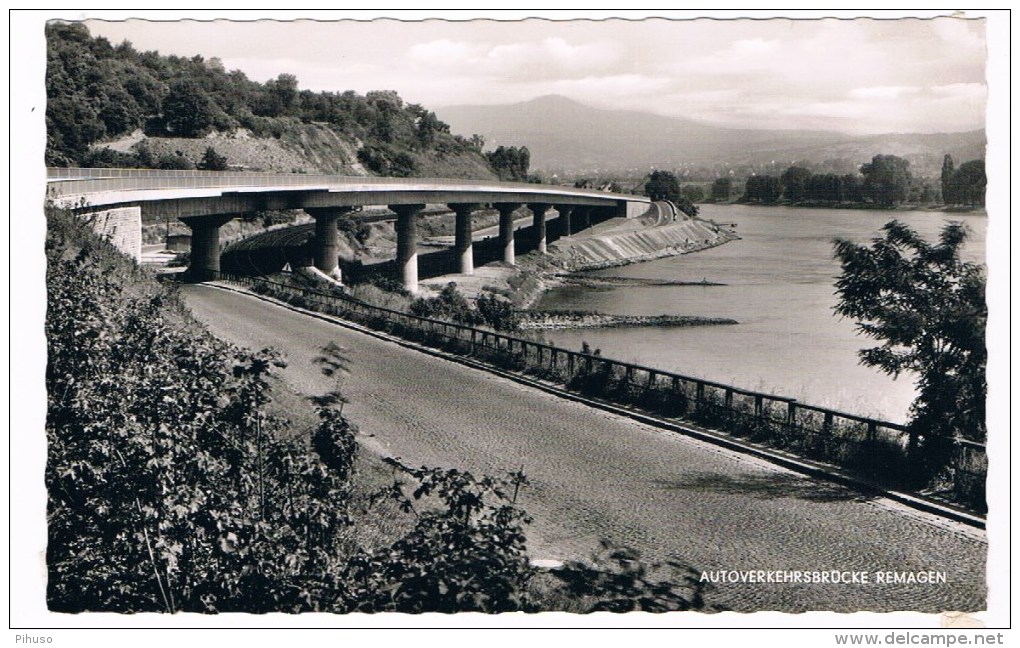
[737,154,984,207]
[45,22,490,176]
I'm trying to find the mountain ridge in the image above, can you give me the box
[436,95,985,177]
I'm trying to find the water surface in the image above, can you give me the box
[538,205,987,423]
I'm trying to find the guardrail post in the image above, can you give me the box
[786,401,797,429]
[754,394,763,418]
[724,388,733,410]
[867,421,877,443]
[695,381,705,410]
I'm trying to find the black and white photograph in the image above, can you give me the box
[10,8,1010,641]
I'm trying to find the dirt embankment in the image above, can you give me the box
[95,123,498,179]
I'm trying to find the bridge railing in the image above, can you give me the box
[46,167,647,203]
[209,272,986,512]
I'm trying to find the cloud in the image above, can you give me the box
[406,36,622,82]
[732,37,780,55]
[849,86,922,100]
[931,82,986,99]
[932,17,986,52]
[406,39,488,68]
[517,74,674,104]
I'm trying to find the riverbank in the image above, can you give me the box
[518,311,738,330]
[723,199,986,213]
[504,214,738,310]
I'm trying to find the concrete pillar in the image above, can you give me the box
[449,203,481,276]
[307,206,355,283]
[495,203,521,266]
[578,207,592,231]
[529,203,550,254]
[390,203,425,293]
[557,205,575,238]
[183,215,233,281]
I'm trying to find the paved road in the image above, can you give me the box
[181,284,986,613]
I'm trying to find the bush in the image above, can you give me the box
[341,466,533,613]
[476,293,519,332]
[46,211,357,612]
[409,282,482,326]
[535,540,713,613]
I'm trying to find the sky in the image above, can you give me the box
[77,11,990,136]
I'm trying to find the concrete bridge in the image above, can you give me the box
[46,168,651,292]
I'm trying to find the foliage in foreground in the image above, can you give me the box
[410,282,520,332]
[45,210,710,613]
[833,220,986,479]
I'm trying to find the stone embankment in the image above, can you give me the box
[552,218,737,272]
[517,312,738,330]
[506,211,737,309]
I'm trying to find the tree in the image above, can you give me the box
[162,79,217,137]
[941,154,956,204]
[860,154,911,206]
[486,146,531,182]
[710,177,733,201]
[264,73,299,117]
[743,174,782,203]
[643,171,698,217]
[643,170,680,203]
[780,166,812,202]
[198,146,229,171]
[832,221,986,479]
[681,184,705,204]
[952,160,986,206]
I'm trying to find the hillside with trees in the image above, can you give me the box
[45,22,498,179]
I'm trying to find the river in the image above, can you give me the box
[537,205,987,424]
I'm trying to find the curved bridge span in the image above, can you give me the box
[46,168,651,290]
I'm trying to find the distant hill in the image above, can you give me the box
[436,95,985,178]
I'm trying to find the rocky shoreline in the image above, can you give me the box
[557,275,727,289]
[508,217,738,311]
[517,311,738,330]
